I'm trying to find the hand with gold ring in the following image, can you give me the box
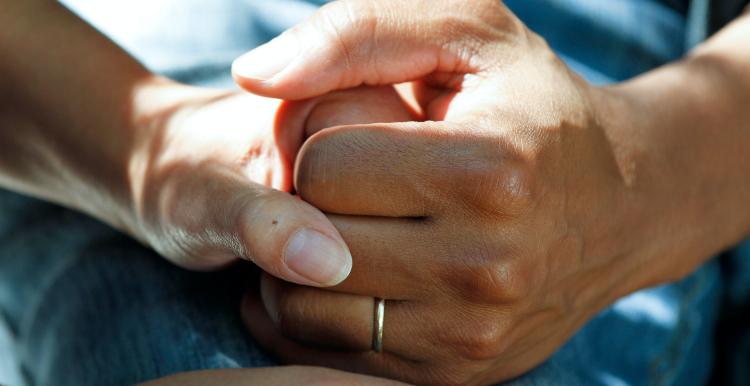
[235,1,640,383]
[235,0,750,385]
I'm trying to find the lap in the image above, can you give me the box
[0,190,275,386]
[0,194,723,386]
[0,191,721,385]
[0,0,742,385]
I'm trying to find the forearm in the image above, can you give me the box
[0,1,200,235]
[140,367,404,386]
[598,12,750,283]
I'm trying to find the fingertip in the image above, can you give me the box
[231,68,321,101]
[283,227,352,287]
[230,69,292,100]
[231,37,327,100]
[231,69,265,93]
[232,31,299,80]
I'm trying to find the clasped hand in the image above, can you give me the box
[223,1,681,385]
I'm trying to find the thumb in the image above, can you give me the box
[232,0,518,100]
[158,164,352,287]
[234,184,352,287]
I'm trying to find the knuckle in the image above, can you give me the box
[475,0,526,38]
[445,319,505,361]
[238,188,287,223]
[454,144,538,217]
[465,160,535,215]
[495,162,537,212]
[434,14,496,44]
[153,164,214,230]
[498,258,537,302]
[461,264,510,302]
[315,0,376,68]
[432,0,524,50]
[233,190,268,231]
[447,247,532,304]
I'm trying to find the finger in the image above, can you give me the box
[261,272,374,351]
[303,86,417,137]
[275,86,415,174]
[244,284,501,386]
[258,273,437,361]
[232,0,518,99]
[325,214,435,299]
[242,290,423,384]
[160,163,352,287]
[294,120,473,218]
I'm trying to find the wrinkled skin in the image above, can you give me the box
[131,84,412,282]
[231,1,750,385]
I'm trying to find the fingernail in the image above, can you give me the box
[232,32,299,81]
[284,228,352,286]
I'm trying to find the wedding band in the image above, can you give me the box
[372,297,385,353]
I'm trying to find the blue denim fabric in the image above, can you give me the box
[0,1,745,385]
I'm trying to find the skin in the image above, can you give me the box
[139,366,407,386]
[0,0,411,383]
[0,0,430,286]
[2,0,749,384]
[232,1,750,385]
[0,0,378,288]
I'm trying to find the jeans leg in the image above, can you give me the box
[0,188,276,386]
[0,1,736,385]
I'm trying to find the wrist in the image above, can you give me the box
[575,84,671,299]
[590,61,750,291]
[123,77,229,241]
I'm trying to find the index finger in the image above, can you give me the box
[295,121,465,219]
[232,0,516,100]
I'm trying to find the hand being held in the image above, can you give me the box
[129,82,412,287]
[232,1,692,385]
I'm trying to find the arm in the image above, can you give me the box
[0,0,160,231]
[597,11,750,284]
[0,0,360,285]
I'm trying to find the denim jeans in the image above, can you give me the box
[0,1,748,385]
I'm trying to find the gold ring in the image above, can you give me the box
[372,297,385,353]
